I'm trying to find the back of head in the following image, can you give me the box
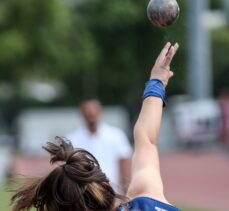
[11,137,121,211]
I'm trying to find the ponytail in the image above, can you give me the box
[11,136,125,211]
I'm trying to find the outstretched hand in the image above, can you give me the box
[150,42,179,87]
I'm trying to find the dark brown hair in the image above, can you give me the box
[11,137,125,211]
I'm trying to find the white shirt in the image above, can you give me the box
[67,123,132,189]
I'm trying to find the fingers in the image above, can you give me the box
[164,46,174,67]
[163,42,179,67]
[156,42,179,66]
[169,70,174,78]
[156,42,171,63]
[174,43,179,51]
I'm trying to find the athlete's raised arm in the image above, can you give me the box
[127,42,179,203]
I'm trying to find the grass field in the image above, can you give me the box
[0,184,12,211]
[0,184,214,211]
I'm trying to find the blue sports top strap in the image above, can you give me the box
[118,197,181,211]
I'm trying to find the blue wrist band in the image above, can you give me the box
[142,79,166,107]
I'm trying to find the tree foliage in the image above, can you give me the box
[0,0,187,111]
[66,0,187,106]
[212,28,229,96]
[0,0,97,80]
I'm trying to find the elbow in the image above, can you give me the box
[133,122,157,145]
[133,122,144,140]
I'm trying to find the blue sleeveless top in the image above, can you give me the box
[118,197,181,211]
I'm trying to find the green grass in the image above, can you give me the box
[0,184,12,211]
[178,205,216,211]
[0,183,215,211]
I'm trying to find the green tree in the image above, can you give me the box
[0,0,97,81]
[0,0,98,136]
[66,0,187,107]
[0,0,188,136]
[212,28,229,96]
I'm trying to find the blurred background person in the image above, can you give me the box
[67,99,132,193]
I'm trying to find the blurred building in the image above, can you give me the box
[171,97,221,145]
[219,91,229,147]
[16,106,130,155]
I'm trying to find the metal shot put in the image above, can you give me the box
[147,0,180,27]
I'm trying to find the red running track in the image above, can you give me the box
[12,150,229,211]
[160,150,229,211]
